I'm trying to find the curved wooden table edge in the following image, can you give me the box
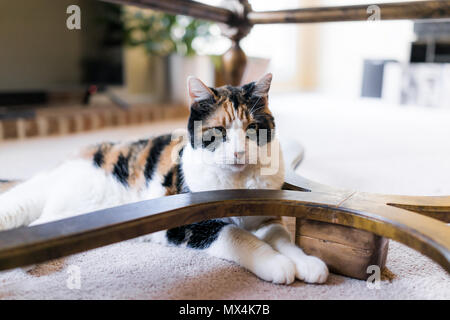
[284,145,450,223]
[0,187,448,273]
[285,171,450,222]
[0,143,448,274]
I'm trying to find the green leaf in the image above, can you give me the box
[122,10,214,56]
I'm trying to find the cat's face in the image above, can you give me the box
[186,73,276,172]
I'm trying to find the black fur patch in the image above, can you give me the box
[178,146,185,158]
[161,164,187,195]
[162,169,174,188]
[166,226,187,246]
[175,163,190,193]
[253,113,275,145]
[175,147,190,193]
[112,154,130,186]
[209,87,218,96]
[188,97,217,148]
[242,82,256,100]
[248,95,266,114]
[166,220,229,249]
[93,149,104,167]
[144,134,172,181]
[226,85,241,110]
[132,139,150,148]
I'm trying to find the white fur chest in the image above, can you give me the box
[181,142,285,230]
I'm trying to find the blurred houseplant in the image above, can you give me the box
[123,9,215,103]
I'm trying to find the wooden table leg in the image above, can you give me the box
[282,140,449,279]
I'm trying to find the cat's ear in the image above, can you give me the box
[187,76,215,102]
[253,73,273,97]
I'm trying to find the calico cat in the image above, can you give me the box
[0,74,328,284]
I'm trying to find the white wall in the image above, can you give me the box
[316,0,417,98]
[196,0,419,97]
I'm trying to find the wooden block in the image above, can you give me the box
[295,218,389,280]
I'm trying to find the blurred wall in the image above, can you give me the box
[220,0,416,97]
[315,0,417,98]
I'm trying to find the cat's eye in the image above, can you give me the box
[209,126,226,142]
[213,126,226,138]
[202,126,226,150]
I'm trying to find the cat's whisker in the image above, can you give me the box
[249,96,262,115]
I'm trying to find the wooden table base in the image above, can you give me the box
[295,219,389,280]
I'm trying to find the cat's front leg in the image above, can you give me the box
[167,220,296,284]
[253,222,329,284]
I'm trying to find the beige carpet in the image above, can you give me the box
[0,94,449,299]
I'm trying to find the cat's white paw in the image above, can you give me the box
[292,255,329,284]
[252,253,296,285]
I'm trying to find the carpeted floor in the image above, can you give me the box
[0,239,447,300]
[0,94,449,299]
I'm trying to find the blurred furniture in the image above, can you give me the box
[0,0,449,280]
[411,21,450,63]
[361,59,397,98]
[373,21,450,106]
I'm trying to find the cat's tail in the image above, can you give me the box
[0,174,48,230]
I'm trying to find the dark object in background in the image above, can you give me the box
[0,91,42,120]
[411,42,450,63]
[415,21,450,39]
[0,107,36,120]
[411,21,450,63]
[361,60,396,98]
[0,1,124,113]
[81,2,124,86]
[82,85,129,110]
[82,58,123,86]
[0,92,47,107]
